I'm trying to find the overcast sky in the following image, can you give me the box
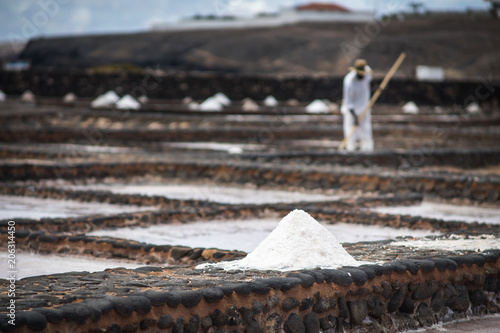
[0,0,491,44]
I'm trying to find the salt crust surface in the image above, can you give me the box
[197,209,361,271]
[391,234,499,252]
[372,201,500,224]
[0,251,143,280]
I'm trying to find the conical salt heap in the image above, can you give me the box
[116,94,140,110]
[197,209,360,271]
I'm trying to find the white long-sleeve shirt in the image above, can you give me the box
[341,67,372,115]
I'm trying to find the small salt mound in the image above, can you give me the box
[305,99,329,114]
[466,102,481,113]
[182,96,194,104]
[138,95,149,104]
[0,90,6,102]
[228,146,243,154]
[91,90,119,108]
[63,92,76,103]
[264,95,278,107]
[21,90,35,103]
[214,93,231,106]
[402,101,419,114]
[116,94,141,110]
[187,101,200,111]
[197,209,360,271]
[242,98,259,111]
[324,99,339,113]
[199,97,223,111]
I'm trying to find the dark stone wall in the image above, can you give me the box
[0,70,499,107]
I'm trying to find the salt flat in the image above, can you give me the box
[0,195,153,220]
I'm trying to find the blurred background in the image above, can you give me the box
[0,0,497,78]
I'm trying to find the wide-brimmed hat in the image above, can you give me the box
[349,59,371,74]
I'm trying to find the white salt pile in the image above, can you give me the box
[182,96,194,104]
[199,97,223,111]
[214,92,231,106]
[466,102,481,113]
[0,90,6,102]
[187,101,200,111]
[197,209,361,271]
[138,95,149,104]
[242,98,259,111]
[21,90,35,103]
[116,94,141,110]
[182,97,200,110]
[63,92,76,103]
[91,90,119,108]
[402,101,419,114]
[264,95,278,107]
[324,99,340,113]
[305,99,329,113]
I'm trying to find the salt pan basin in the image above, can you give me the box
[0,195,153,220]
[371,200,500,224]
[0,251,143,279]
[89,218,439,253]
[63,183,342,204]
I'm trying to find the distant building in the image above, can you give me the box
[3,61,30,71]
[152,2,374,31]
[289,2,373,22]
[415,65,445,82]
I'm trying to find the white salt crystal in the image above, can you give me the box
[402,101,419,114]
[197,209,360,271]
[187,101,200,111]
[21,90,35,103]
[138,95,149,104]
[199,97,223,111]
[242,98,259,111]
[182,96,194,104]
[91,90,119,108]
[324,99,339,113]
[116,94,140,110]
[264,95,278,107]
[305,99,329,113]
[214,92,231,106]
[63,92,76,103]
[466,102,481,113]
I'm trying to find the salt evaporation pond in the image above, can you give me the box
[0,251,143,279]
[391,234,499,252]
[64,183,342,204]
[0,195,153,220]
[88,217,440,253]
[371,200,500,224]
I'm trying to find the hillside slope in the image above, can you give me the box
[18,14,500,79]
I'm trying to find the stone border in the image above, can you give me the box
[3,145,500,170]
[1,161,499,203]
[1,251,499,332]
[1,125,499,147]
[0,231,245,265]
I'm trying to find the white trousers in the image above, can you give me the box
[343,112,373,152]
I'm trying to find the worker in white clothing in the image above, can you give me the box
[341,59,374,152]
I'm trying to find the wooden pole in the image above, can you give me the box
[338,52,406,151]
